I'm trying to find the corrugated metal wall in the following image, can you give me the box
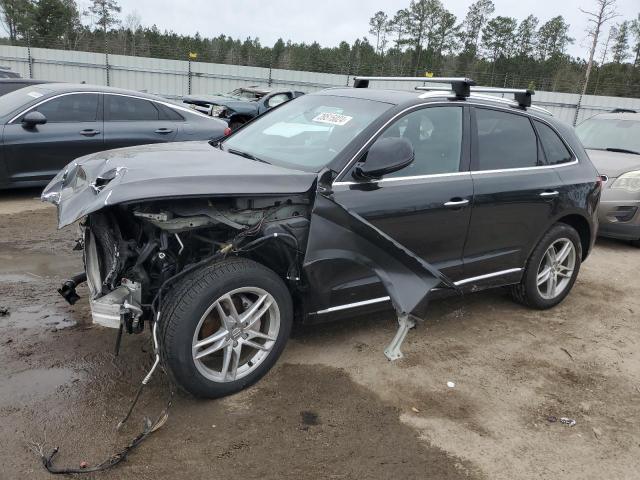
[1,44,638,125]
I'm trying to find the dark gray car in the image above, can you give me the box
[0,83,227,189]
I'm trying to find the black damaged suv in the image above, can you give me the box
[43,77,601,398]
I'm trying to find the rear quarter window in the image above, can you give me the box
[535,120,573,165]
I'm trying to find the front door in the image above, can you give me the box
[309,104,473,311]
[3,92,103,184]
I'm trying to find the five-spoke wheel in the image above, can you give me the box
[192,287,280,383]
[160,258,292,398]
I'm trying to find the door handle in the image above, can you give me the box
[444,198,470,208]
[155,128,174,134]
[540,190,559,197]
[80,129,100,136]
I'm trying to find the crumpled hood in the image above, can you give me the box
[183,95,258,115]
[42,141,317,228]
[587,148,640,178]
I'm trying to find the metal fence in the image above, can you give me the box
[1,44,638,125]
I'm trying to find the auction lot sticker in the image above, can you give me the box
[313,112,353,126]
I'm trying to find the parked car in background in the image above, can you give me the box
[0,83,227,189]
[0,78,53,96]
[576,110,640,246]
[183,86,305,131]
[43,77,600,399]
[0,66,21,79]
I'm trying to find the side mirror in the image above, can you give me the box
[22,111,47,128]
[353,137,414,180]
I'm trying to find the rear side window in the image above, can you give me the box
[32,93,99,122]
[475,108,538,170]
[158,103,185,121]
[535,120,573,165]
[373,106,463,177]
[106,95,160,121]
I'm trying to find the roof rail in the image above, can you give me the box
[416,85,534,108]
[353,76,476,99]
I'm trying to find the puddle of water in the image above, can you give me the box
[1,306,76,329]
[0,367,80,407]
[0,245,81,281]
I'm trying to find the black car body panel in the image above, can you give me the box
[43,87,600,325]
[0,83,227,189]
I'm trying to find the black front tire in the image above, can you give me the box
[511,223,582,309]
[159,258,293,398]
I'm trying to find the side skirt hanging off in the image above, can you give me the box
[303,193,460,360]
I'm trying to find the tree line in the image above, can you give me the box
[0,0,638,96]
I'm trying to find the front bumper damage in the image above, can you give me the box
[84,227,143,330]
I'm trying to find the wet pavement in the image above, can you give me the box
[1,188,639,479]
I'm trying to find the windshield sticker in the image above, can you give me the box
[312,112,353,126]
[27,91,43,99]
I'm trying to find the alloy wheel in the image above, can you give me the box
[536,238,576,300]
[191,287,280,383]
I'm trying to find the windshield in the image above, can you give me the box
[0,86,50,118]
[576,117,640,153]
[222,94,392,171]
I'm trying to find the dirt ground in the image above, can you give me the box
[0,188,639,480]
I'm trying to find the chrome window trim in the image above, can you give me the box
[310,268,523,315]
[8,91,206,124]
[333,161,578,187]
[333,100,578,186]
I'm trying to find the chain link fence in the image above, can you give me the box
[0,41,638,126]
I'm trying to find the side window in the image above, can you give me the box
[475,108,538,170]
[158,103,185,121]
[266,93,290,108]
[370,106,463,177]
[106,95,160,121]
[31,93,99,122]
[534,120,573,165]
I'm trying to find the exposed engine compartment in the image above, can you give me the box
[84,195,311,332]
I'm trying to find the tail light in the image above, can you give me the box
[223,127,232,137]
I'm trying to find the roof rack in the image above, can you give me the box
[416,85,534,108]
[353,76,476,99]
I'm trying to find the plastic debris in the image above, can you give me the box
[560,417,576,426]
[0,306,9,317]
[547,415,558,423]
[411,407,420,413]
[447,381,455,388]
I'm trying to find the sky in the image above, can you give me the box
[80,0,639,60]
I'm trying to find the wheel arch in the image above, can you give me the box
[555,213,592,260]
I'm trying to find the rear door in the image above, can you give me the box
[463,106,565,279]
[311,104,473,310]
[3,92,103,184]
[103,94,178,150]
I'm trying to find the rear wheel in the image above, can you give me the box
[511,223,582,309]
[160,258,293,398]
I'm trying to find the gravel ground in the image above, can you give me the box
[0,188,639,480]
